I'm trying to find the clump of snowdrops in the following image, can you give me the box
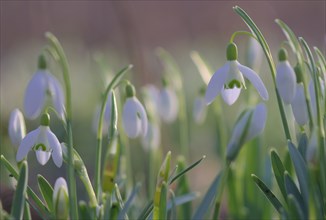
[1,6,325,220]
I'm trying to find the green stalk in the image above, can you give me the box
[94,65,133,201]
[300,38,326,208]
[233,6,292,141]
[45,32,78,219]
[212,162,231,219]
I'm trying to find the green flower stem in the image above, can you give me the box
[233,6,292,141]
[300,38,326,205]
[45,32,78,219]
[212,161,231,219]
[95,65,133,201]
[229,31,257,43]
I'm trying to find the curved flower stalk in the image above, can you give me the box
[158,79,179,123]
[24,55,65,120]
[16,113,63,167]
[193,87,207,124]
[226,103,267,161]
[122,83,148,138]
[205,43,269,106]
[53,177,69,219]
[92,91,115,135]
[276,48,297,104]
[8,109,26,147]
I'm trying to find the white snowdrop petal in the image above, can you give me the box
[133,98,148,137]
[35,150,51,165]
[8,109,26,146]
[193,97,207,124]
[159,88,178,123]
[276,61,296,104]
[291,84,308,125]
[247,103,267,141]
[221,88,241,106]
[47,73,65,120]
[46,129,63,167]
[123,98,141,138]
[53,177,68,205]
[24,71,47,119]
[16,128,40,162]
[238,63,269,100]
[205,63,229,105]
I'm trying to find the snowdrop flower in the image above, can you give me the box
[8,108,26,147]
[291,65,308,126]
[158,79,179,123]
[276,48,296,104]
[246,38,262,71]
[227,103,267,161]
[206,42,268,105]
[24,55,65,120]
[92,91,116,135]
[16,113,63,167]
[53,177,69,220]
[122,83,148,138]
[193,87,207,124]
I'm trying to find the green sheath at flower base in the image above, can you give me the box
[226,43,238,61]
[294,64,303,84]
[40,113,50,126]
[125,83,136,98]
[278,48,288,62]
[153,151,171,220]
[38,54,47,70]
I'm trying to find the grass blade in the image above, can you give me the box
[192,172,222,219]
[287,195,305,220]
[298,133,308,161]
[287,141,309,214]
[37,175,54,212]
[11,161,28,220]
[251,174,284,214]
[118,183,141,219]
[270,149,287,201]
[159,182,168,220]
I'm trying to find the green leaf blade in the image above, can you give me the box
[270,149,287,201]
[37,174,54,212]
[11,161,28,220]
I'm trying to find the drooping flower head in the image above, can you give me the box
[291,65,308,126]
[8,108,26,147]
[158,77,179,123]
[24,54,65,120]
[276,48,296,104]
[226,103,267,161]
[193,87,207,124]
[122,83,148,138]
[53,177,69,219]
[16,113,63,167]
[205,42,269,105]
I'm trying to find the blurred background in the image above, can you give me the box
[1,0,325,216]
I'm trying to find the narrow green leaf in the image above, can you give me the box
[192,172,222,219]
[103,195,112,220]
[284,171,304,211]
[137,200,153,220]
[118,183,141,219]
[168,190,176,220]
[159,182,168,220]
[169,155,206,185]
[37,175,54,212]
[79,201,91,220]
[167,192,199,210]
[251,174,284,214]
[314,47,326,75]
[287,141,309,212]
[270,149,287,201]
[287,195,305,220]
[298,133,308,161]
[114,184,128,220]
[11,161,28,220]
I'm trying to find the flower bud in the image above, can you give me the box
[8,109,26,147]
[53,177,69,220]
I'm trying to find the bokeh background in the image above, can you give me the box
[1,0,325,216]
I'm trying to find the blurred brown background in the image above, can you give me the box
[0,0,325,214]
